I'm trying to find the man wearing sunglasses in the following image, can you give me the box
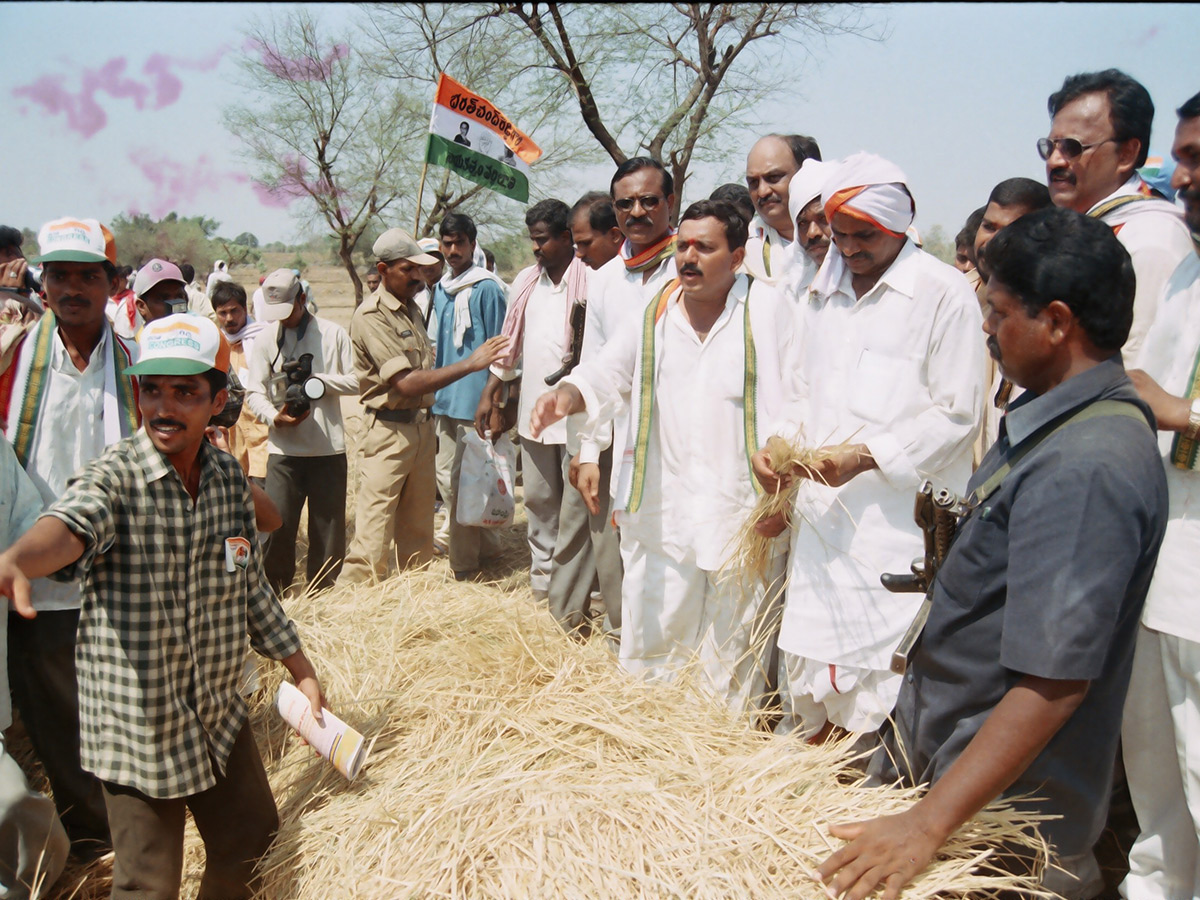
[1043,69,1191,360]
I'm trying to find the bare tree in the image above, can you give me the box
[390,3,877,219]
[224,10,425,304]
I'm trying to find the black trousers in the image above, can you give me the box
[7,608,111,859]
[263,453,347,595]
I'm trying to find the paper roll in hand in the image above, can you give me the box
[276,681,369,781]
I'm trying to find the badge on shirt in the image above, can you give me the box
[225,536,252,573]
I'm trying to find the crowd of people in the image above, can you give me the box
[0,67,1197,900]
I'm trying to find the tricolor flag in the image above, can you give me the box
[426,73,542,203]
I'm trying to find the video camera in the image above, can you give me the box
[209,368,245,429]
[268,352,326,417]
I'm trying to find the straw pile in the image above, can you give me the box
[39,562,1046,899]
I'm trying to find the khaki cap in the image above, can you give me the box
[373,228,439,265]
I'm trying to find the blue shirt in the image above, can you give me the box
[875,356,1168,858]
[431,277,507,421]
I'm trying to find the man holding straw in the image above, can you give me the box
[0,314,326,900]
[529,199,803,714]
[753,152,984,743]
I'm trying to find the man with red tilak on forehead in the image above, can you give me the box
[754,152,984,743]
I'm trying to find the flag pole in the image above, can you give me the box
[414,159,430,235]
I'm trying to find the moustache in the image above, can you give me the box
[986,336,1001,362]
[150,418,186,430]
[625,216,653,228]
[1049,167,1075,184]
[678,264,701,276]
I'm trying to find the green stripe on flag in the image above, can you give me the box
[425,134,529,202]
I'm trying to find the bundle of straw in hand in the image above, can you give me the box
[728,434,842,581]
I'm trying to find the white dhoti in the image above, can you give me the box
[618,532,784,714]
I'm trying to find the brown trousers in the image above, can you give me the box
[102,723,278,900]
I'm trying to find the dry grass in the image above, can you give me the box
[36,561,1047,899]
[725,434,845,582]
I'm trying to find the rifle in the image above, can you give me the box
[544,299,587,386]
[880,480,966,675]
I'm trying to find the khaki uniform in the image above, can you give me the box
[341,286,438,582]
[227,340,269,479]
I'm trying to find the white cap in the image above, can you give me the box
[261,268,302,321]
[126,314,231,376]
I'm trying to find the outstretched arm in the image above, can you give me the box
[0,517,86,618]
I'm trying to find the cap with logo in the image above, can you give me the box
[373,228,438,265]
[33,217,110,265]
[261,268,303,322]
[133,259,186,298]
[125,314,231,376]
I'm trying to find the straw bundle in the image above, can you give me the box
[726,434,842,581]
[40,565,1046,899]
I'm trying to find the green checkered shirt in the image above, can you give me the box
[47,430,302,799]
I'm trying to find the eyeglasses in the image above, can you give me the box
[1036,137,1120,161]
[613,194,663,213]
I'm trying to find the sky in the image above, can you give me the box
[4,2,1198,249]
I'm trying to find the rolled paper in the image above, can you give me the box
[276,681,368,781]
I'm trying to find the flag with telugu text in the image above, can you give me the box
[426,73,542,203]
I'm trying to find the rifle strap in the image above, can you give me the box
[969,398,1148,507]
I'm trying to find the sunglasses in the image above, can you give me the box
[613,194,664,213]
[1036,137,1119,161]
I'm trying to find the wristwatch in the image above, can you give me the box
[1185,398,1200,441]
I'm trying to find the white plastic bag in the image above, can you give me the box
[456,431,517,527]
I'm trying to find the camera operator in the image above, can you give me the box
[245,269,356,595]
[0,225,42,333]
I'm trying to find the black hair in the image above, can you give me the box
[211,280,248,309]
[1179,91,1200,121]
[571,191,618,233]
[439,213,477,243]
[201,367,229,398]
[708,183,756,225]
[678,199,749,251]
[955,206,986,250]
[1048,69,1154,169]
[986,206,1134,352]
[525,198,571,235]
[0,226,22,253]
[610,157,674,199]
[987,177,1053,211]
[483,248,496,266]
[179,263,195,283]
[764,133,822,165]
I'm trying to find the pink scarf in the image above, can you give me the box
[495,256,588,372]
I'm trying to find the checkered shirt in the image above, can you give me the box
[47,430,302,799]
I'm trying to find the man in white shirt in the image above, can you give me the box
[743,133,822,286]
[1119,90,1200,900]
[245,269,357,595]
[530,199,804,713]
[1042,69,1192,361]
[754,153,985,741]
[783,158,833,303]
[538,192,625,635]
[179,263,214,320]
[479,200,583,599]
[1,217,139,859]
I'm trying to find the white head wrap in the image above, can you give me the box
[811,152,915,297]
[787,159,831,227]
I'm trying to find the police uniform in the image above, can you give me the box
[341,284,438,582]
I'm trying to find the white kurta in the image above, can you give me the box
[563,275,802,710]
[743,217,795,288]
[569,254,677,488]
[1091,175,1192,362]
[515,272,570,446]
[778,240,985,672]
[1123,254,1200,899]
[1133,251,1200,642]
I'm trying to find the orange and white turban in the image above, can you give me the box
[811,152,915,296]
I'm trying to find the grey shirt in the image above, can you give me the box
[876,356,1168,858]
